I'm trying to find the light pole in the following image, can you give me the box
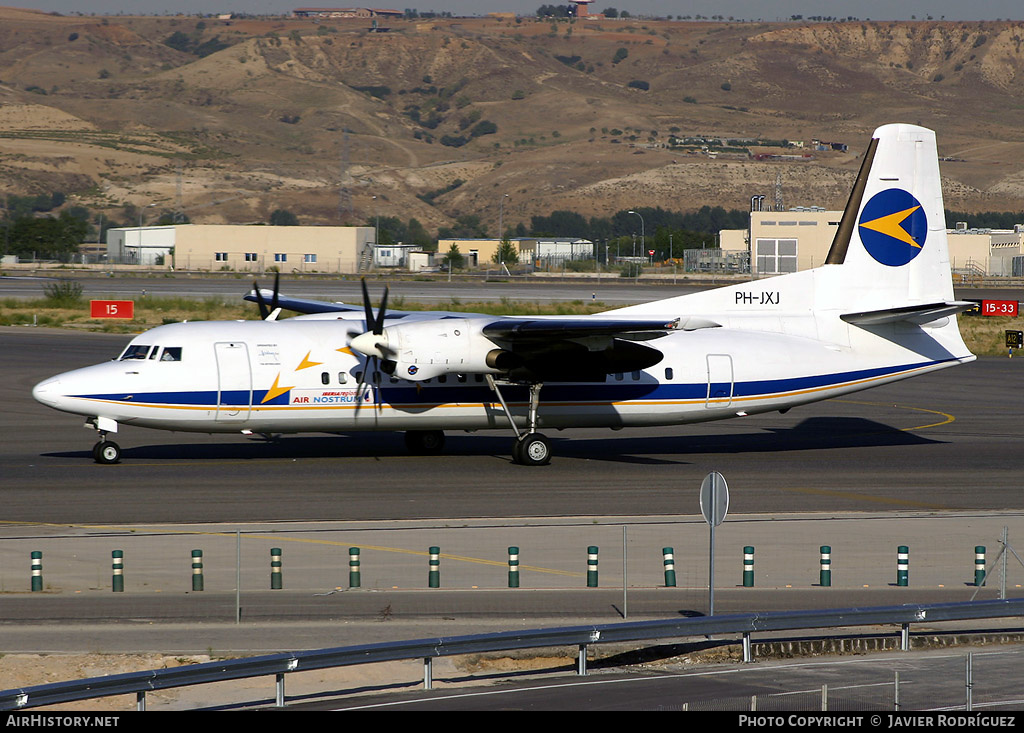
[498,193,509,239]
[371,195,379,245]
[627,209,644,259]
[498,193,509,270]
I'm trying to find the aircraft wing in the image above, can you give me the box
[244,290,363,315]
[481,317,682,341]
[244,288,494,320]
[841,301,977,326]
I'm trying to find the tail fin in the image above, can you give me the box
[827,124,958,312]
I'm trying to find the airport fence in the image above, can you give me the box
[1,514,1022,612]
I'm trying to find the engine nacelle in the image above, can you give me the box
[378,318,503,381]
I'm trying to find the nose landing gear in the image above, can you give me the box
[86,417,121,464]
[92,438,121,464]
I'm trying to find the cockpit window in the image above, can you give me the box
[120,345,152,360]
[160,347,182,362]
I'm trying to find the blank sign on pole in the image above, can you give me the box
[700,471,729,616]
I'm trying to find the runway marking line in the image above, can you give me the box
[775,401,956,510]
[834,399,956,431]
[779,486,951,510]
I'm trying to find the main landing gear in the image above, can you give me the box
[487,376,551,466]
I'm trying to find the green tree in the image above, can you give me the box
[269,209,299,226]
[8,212,87,261]
[441,243,465,269]
[438,214,487,239]
[492,236,519,265]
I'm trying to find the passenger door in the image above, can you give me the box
[215,342,252,422]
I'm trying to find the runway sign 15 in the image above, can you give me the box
[90,300,135,319]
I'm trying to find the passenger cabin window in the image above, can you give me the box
[321,372,330,385]
[338,373,348,385]
[120,345,152,360]
[664,367,674,380]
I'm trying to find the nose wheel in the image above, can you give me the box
[93,439,121,465]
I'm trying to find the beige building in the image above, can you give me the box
[720,212,1024,277]
[107,225,375,273]
[749,208,842,275]
[436,238,504,268]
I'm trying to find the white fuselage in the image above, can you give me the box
[31,295,971,437]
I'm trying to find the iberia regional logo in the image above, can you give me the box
[858,188,928,267]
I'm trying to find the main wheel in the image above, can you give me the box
[513,433,551,466]
[94,440,121,465]
[404,430,445,455]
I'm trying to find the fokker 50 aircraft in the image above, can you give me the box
[33,124,975,465]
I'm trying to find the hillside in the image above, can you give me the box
[2,8,1024,235]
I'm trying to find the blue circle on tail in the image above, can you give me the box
[858,188,928,267]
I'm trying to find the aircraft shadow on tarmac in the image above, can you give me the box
[43,416,942,464]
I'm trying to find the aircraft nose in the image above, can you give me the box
[32,378,62,407]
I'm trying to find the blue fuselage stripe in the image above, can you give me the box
[71,360,946,408]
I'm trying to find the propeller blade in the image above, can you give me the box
[253,280,269,320]
[270,271,280,312]
[360,278,375,333]
[375,286,389,335]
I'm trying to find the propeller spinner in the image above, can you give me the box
[350,279,396,366]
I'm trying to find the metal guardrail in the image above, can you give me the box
[2,598,1022,711]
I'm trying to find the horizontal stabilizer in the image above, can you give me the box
[841,301,977,326]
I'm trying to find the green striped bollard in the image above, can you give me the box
[662,547,676,587]
[975,546,986,587]
[819,546,831,587]
[743,546,755,587]
[349,547,361,588]
[428,546,440,588]
[508,546,520,588]
[31,551,42,592]
[896,545,909,586]
[587,546,599,588]
[112,550,124,592]
[192,550,204,591]
[271,548,282,590]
